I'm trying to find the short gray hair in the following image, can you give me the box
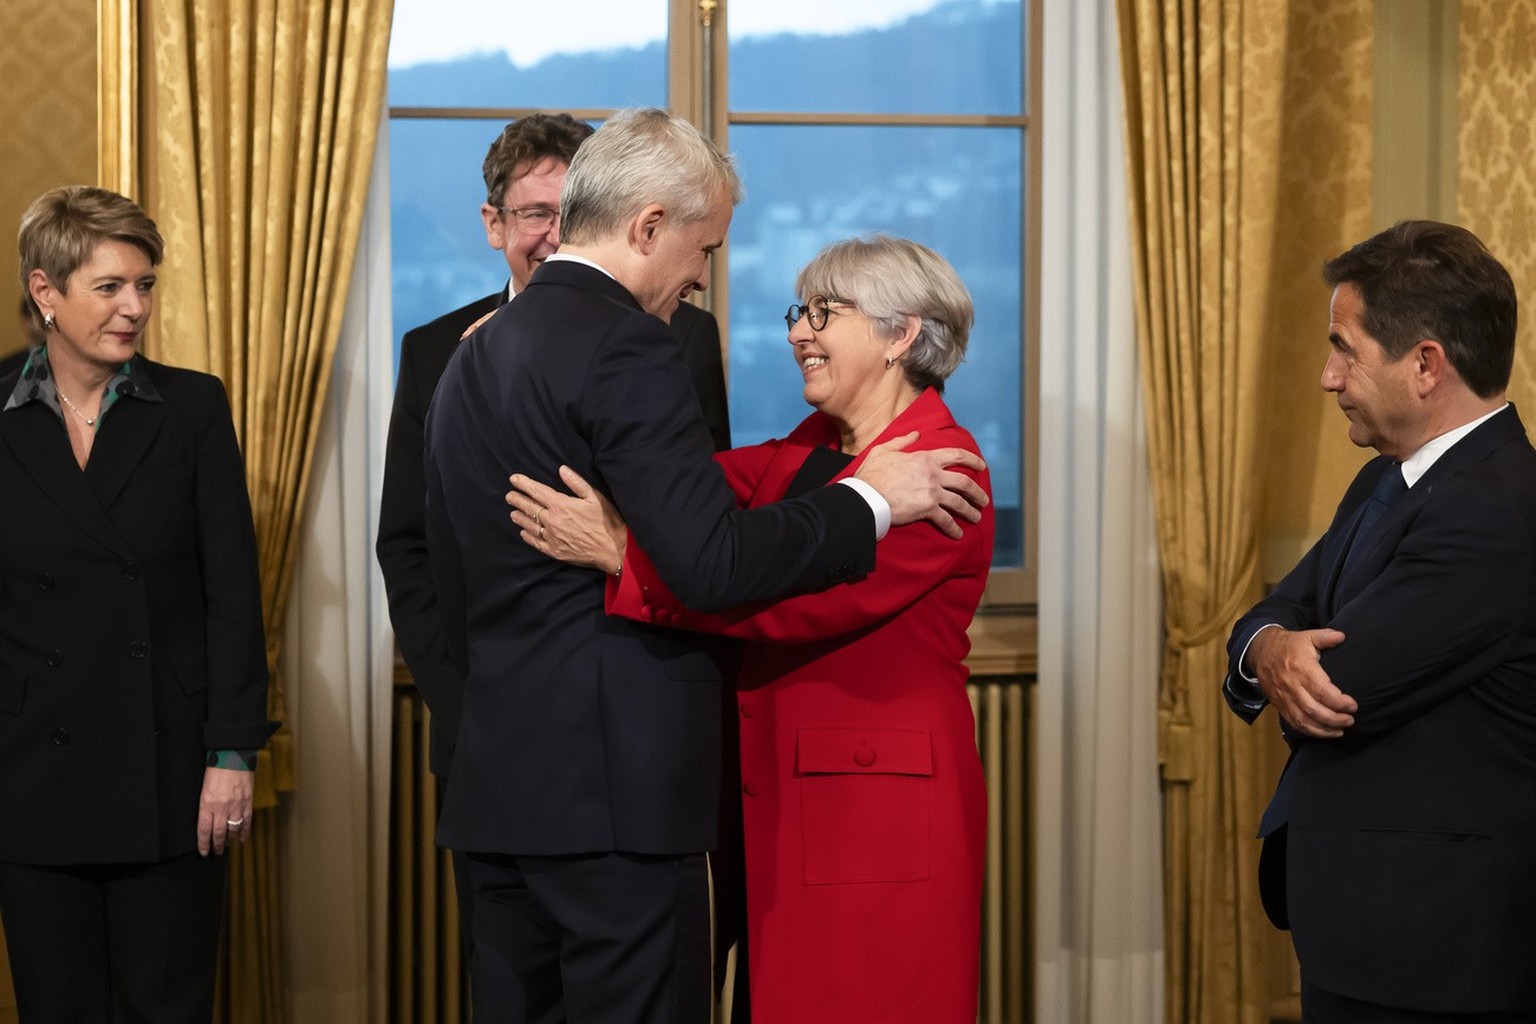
[796,235,973,392]
[560,108,742,245]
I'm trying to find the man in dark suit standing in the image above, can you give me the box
[424,108,987,1024]
[376,113,733,961]
[1224,221,1536,1022]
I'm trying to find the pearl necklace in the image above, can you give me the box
[58,388,99,428]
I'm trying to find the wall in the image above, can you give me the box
[0,0,96,1012]
[1258,0,1465,583]
[0,0,98,362]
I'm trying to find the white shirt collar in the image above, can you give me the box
[1399,403,1508,487]
[543,252,615,280]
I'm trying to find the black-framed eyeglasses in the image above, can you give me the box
[496,205,560,234]
[784,294,854,331]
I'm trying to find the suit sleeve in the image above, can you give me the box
[584,315,874,614]
[607,433,991,643]
[674,305,732,451]
[1220,463,1383,723]
[1318,486,1531,736]
[194,378,276,750]
[376,331,465,728]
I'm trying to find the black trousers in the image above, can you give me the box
[1303,982,1536,1024]
[0,853,225,1024]
[463,849,711,1024]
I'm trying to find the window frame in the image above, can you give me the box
[387,0,1039,671]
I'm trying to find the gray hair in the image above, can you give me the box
[796,235,973,392]
[560,108,742,245]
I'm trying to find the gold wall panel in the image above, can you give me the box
[1459,0,1536,417]
[0,0,98,363]
[1257,0,1376,583]
[0,1,96,1012]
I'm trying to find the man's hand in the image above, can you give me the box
[1247,626,1357,738]
[854,432,988,540]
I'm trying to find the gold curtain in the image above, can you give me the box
[1459,0,1536,414]
[99,0,393,1019]
[1116,7,1276,1022]
[1115,1,1362,1020]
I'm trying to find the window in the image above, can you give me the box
[386,0,1034,605]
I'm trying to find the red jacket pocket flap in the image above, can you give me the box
[796,727,933,776]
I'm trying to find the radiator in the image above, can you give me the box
[389,675,1030,1024]
[969,677,1030,1024]
[389,683,467,1024]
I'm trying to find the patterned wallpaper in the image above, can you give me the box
[1459,0,1536,414]
[0,0,98,360]
[1257,0,1376,580]
[0,0,95,1007]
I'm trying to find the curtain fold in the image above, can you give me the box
[1117,0,1377,1019]
[278,123,397,1017]
[1114,2,1285,1021]
[1034,2,1167,1021]
[99,1,393,1019]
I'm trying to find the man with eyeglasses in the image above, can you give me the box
[376,112,732,971]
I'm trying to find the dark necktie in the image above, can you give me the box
[1340,461,1407,580]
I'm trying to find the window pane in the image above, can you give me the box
[388,119,515,357]
[729,0,1022,115]
[726,124,1024,568]
[388,1,666,109]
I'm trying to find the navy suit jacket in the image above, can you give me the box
[1224,405,1536,1012]
[423,259,872,856]
[0,359,272,865]
[377,287,730,776]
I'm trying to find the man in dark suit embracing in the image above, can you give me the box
[376,113,733,966]
[378,113,731,787]
[1224,221,1536,1022]
[424,108,987,1023]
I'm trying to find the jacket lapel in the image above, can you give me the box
[85,394,166,512]
[1321,458,1389,615]
[1326,405,1527,612]
[0,403,133,558]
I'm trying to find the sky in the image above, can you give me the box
[388,0,961,68]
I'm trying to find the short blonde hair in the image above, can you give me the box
[796,235,973,391]
[18,186,164,330]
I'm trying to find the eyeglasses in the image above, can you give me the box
[784,295,854,331]
[496,205,560,235]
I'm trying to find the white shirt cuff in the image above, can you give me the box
[1238,622,1284,683]
[838,478,892,540]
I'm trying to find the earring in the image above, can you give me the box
[42,312,55,330]
[886,356,896,369]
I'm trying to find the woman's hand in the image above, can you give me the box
[507,465,627,574]
[198,766,254,856]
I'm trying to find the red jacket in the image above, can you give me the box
[610,388,993,1022]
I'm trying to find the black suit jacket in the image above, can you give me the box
[377,287,730,776]
[0,359,273,865]
[1224,405,1536,1012]
[423,259,872,856]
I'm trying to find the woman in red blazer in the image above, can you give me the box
[515,235,993,1022]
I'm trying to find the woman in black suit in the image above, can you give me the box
[0,186,273,1022]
